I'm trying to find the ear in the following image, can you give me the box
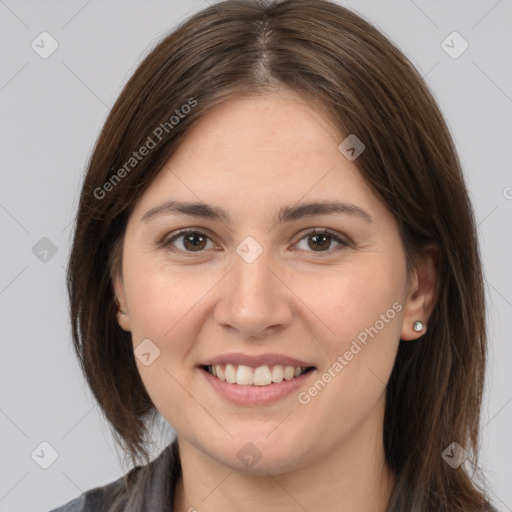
[400,243,440,341]
[112,266,131,333]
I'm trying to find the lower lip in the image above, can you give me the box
[200,367,316,406]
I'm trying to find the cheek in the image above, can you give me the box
[295,259,404,349]
[123,263,209,430]
[293,261,404,415]
[123,256,211,342]
[121,260,209,406]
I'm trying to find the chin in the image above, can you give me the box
[208,430,314,475]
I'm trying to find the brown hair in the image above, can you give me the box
[67,0,494,509]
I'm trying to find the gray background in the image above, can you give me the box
[0,0,511,510]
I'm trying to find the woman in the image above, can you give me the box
[54,0,496,510]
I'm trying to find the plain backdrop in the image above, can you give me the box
[0,1,511,511]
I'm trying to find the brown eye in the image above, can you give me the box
[307,233,332,251]
[295,229,349,254]
[181,232,208,251]
[163,230,215,253]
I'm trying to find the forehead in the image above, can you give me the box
[174,90,342,162]
[132,91,383,222]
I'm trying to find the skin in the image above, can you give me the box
[113,88,439,512]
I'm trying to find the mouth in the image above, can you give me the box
[200,363,315,386]
[198,353,317,405]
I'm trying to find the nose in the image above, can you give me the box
[213,243,293,339]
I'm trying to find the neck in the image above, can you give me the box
[173,402,394,512]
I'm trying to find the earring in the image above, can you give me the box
[114,295,127,316]
[413,321,424,332]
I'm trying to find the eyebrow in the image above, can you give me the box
[140,200,373,224]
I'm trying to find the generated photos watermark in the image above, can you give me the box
[93,97,198,200]
[298,301,403,405]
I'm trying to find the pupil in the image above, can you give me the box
[309,234,330,251]
[185,233,206,251]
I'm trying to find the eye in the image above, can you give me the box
[161,229,216,254]
[294,228,350,254]
[160,228,350,256]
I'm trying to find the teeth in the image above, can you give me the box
[236,365,254,385]
[207,364,309,386]
[271,365,283,383]
[253,365,272,386]
[225,363,237,384]
[284,365,295,381]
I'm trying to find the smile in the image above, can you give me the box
[202,363,314,386]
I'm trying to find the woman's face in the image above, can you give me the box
[114,89,425,474]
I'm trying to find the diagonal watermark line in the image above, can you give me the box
[163,267,233,337]
[480,395,512,433]
[266,266,337,336]
[422,61,440,79]
[61,0,93,29]
[471,0,502,29]
[267,473,311,512]
[61,470,84,493]
[201,470,233,502]
[0,408,29,438]
[472,61,512,104]
[267,164,337,234]
[61,61,110,109]
[0,202,29,233]
[61,404,97,439]
[487,281,512,309]
[408,0,439,28]
[60,218,74,234]
[368,367,387,387]
[163,367,233,438]
[0,0,29,28]
[265,410,294,439]
[0,266,28,296]
[0,62,29,93]
[0,472,29,502]
[477,204,499,227]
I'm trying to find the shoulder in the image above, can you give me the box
[48,441,180,512]
[47,473,128,512]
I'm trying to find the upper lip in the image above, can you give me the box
[200,353,315,368]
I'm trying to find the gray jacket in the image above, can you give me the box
[49,441,180,512]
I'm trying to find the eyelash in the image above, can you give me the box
[159,228,351,257]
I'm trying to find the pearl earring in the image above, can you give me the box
[413,321,424,332]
